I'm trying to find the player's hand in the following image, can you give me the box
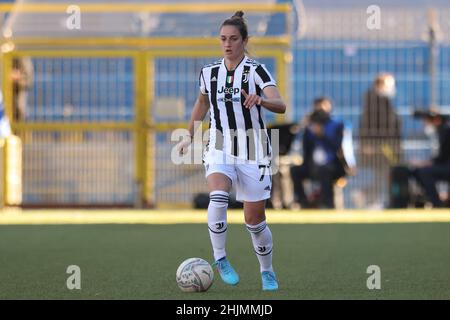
[241,90,262,109]
[177,135,192,155]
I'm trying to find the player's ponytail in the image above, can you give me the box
[221,10,248,40]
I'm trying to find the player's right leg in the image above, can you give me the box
[205,169,239,285]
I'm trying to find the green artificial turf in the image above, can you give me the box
[1,223,449,299]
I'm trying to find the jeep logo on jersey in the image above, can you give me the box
[217,86,240,95]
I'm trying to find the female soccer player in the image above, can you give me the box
[178,11,286,291]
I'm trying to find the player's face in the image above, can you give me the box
[220,25,247,61]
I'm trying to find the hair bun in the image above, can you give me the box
[232,11,244,19]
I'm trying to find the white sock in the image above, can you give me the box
[208,191,229,261]
[246,220,274,272]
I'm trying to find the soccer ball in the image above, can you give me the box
[176,257,214,292]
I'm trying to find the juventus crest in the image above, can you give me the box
[242,70,250,83]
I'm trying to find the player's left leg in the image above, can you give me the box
[236,164,279,291]
[243,201,278,291]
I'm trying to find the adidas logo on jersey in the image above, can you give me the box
[211,76,217,82]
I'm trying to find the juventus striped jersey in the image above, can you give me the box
[199,56,276,162]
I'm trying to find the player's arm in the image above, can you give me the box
[178,92,209,155]
[241,86,286,114]
[259,86,286,114]
[244,64,286,114]
[187,91,210,137]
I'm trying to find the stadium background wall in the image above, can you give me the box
[0,3,291,208]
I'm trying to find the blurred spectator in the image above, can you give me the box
[290,108,346,209]
[12,57,33,121]
[359,73,401,208]
[267,97,332,210]
[314,96,332,113]
[299,96,333,129]
[411,111,450,207]
[313,97,356,176]
[267,122,300,209]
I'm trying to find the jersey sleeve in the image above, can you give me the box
[199,69,208,95]
[254,64,276,90]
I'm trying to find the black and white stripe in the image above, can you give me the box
[255,248,273,256]
[246,222,267,234]
[225,69,238,156]
[209,66,223,151]
[208,224,227,234]
[209,193,229,204]
[240,65,255,160]
[199,56,276,162]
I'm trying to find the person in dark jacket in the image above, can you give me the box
[290,109,346,208]
[412,112,450,207]
[359,73,402,207]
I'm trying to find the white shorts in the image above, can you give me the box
[203,150,272,202]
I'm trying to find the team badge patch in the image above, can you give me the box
[242,70,250,83]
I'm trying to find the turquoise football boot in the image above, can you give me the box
[213,257,239,286]
[261,271,279,291]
